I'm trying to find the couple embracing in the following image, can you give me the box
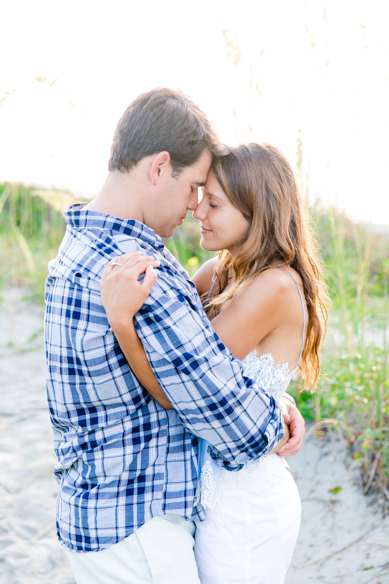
[44,88,327,583]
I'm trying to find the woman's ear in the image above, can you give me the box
[149,151,171,186]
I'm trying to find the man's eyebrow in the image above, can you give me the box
[195,181,206,187]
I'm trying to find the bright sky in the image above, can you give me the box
[1,0,389,224]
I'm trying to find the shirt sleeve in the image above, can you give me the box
[133,270,284,467]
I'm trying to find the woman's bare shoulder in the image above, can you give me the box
[252,266,302,290]
[211,266,302,358]
[191,256,218,296]
[234,266,302,318]
[246,266,292,295]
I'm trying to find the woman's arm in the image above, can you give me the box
[114,320,173,409]
[100,253,173,409]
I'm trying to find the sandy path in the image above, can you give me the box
[0,289,388,584]
[286,432,389,583]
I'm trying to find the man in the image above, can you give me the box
[44,88,304,583]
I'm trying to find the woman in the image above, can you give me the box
[101,143,327,583]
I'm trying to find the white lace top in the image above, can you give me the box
[194,352,296,509]
[194,267,306,510]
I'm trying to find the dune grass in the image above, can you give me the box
[295,205,389,508]
[0,183,77,301]
[1,183,388,507]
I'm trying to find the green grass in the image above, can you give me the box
[1,183,388,504]
[0,183,75,301]
[288,204,389,504]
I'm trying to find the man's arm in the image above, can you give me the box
[100,254,304,464]
[129,273,283,467]
[106,320,295,455]
[101,254,283,466]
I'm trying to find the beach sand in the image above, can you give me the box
[1,288,388,584]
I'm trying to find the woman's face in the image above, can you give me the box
[193,170,250,254]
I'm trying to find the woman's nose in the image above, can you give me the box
[193,202,206,220]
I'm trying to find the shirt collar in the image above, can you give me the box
[64,204,166,253]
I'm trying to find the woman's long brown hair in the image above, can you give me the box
[205,143,328,388]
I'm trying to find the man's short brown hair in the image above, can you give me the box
[108,88,227,176]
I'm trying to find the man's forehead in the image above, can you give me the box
[186,149,212,183]
[189,170,210,186]
[199,149,212,173]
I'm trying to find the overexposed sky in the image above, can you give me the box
[1,0,389,224]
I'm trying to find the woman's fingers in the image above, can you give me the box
[142,265,158,292]
[103,252,159,279]
[105,251,141,272]
[119,258,160,282]
[117,253,150,269]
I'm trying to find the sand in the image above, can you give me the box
[0,288,388,584]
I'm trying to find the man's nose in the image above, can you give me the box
[187,189,199,211]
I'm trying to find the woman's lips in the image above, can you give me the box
[200,227,212,234]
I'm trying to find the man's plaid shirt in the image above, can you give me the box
[44,205,283,552]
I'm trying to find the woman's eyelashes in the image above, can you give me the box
[207,197,220,209]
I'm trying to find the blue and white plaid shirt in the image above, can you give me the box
[44,205,283,552]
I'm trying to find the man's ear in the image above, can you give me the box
[149,151,171,186]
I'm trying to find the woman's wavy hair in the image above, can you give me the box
[205,143,328,388]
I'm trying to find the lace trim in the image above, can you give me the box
[194,460,221,509]
[196,455,289,509]
[241,351,293,403]
[242,350,291,373]
[216,455,287,494]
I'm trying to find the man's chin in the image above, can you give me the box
[160,226,176,240]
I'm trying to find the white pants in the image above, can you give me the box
[65,514,200,584]
[194,467,301,584]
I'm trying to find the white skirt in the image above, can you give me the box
[194,455,301,584]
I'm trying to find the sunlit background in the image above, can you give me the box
[1,0,389,225]
[1,4,389,582]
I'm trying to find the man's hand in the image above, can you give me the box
[276,398,305,457]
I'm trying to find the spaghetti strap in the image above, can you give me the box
[277,267,307,370]
[205,277,217,306]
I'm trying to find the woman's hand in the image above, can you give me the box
[100,252,160,330]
